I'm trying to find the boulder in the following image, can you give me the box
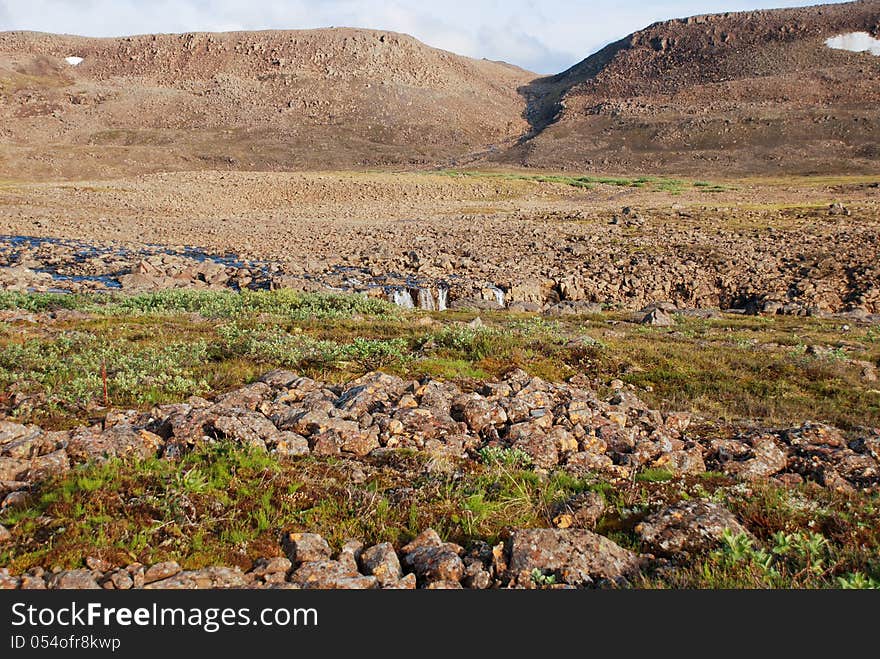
[506,528,641,586]
[636,501,749,554]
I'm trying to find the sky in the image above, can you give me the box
[0,0,856,73]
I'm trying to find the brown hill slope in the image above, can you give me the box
[502,0,880,175]
[0,29,532,179]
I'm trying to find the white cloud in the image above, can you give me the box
[0,0,858,73]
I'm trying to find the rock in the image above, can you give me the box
[384,573,418,589]
[401,529,465,584]
[0,523,10,543]
[636,501,750,554]
[27,449,70,482]
[283,532,332,564]
[723,435,788,480]
[553,491,606,530]
[214,382,272,411]
[250,557,292,578]
[0,457,30,482]
[144,567,248,589]
[144,561,181,584]
[360,542,402,586]
[654,446,706,475]
[107,569,133,590]
[67,425,161,463]
[0,568,20,589]
[508,422,558,468]
[290,560,377,589]
[47,569,101,590]
[506,528,642,586]
[641,308,675,326]
[272,432,310,457]
[258,369,300,389]
[451,394,507,433]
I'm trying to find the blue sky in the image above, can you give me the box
[0,0,854,73]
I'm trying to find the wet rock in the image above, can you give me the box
[360,542,402,586]
[506,528,642,586]
[283,532,332,564]
[636,501,749,554]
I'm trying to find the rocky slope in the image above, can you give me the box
[0,29,531,179]
[3,2,880,178]
[502,0,880,175]
[1,368,877,588]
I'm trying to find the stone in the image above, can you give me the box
[108,569,133,590]
[641,309,675,326]
[724,435,788,480]
[27,449,70,482]
[250,557,292,577]
[553,491,606,530]
[290,560,376,589]
[451,394,507,433]
[636,501,750,554]
[0,568,20,589]
[0,457,29,482]
[272,432,310,457]
[508,422,558,468]
[144,561,181,584]
[360,542,402,586]
[67,425,161,463]
[0,523,10,543]
[401,529,465,584]
[283,532,332,564]
[506,528,642,586]
[384,573,418,589]
[47,569,101,590]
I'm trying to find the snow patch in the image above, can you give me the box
[825,32,880,56]
[64,56,84,66]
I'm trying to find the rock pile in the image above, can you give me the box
[2,369,878,508]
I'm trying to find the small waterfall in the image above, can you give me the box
[490,286,506,308]
[437,286,448,312]
[418,288,436,311]
[389,288,415,309]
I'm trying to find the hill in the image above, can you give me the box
[502,0,880,175]
[0,28,532,179]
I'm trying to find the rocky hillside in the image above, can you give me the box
[0,29,532,179]
[502,0,880,175]
[2,2,880,178]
